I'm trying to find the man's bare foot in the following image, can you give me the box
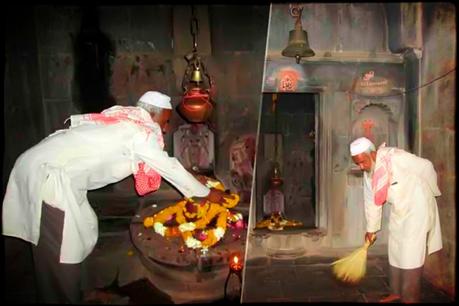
[379,294,401,303]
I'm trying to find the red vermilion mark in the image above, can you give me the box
[362,119,375,141]
[278,70,299,92]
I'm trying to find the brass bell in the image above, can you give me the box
[282,15,315,64]
[191,66,203,84]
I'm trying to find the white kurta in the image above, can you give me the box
[2,107,210,264]
[363,148,443,269]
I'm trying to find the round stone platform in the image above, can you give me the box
[130,203,246,303]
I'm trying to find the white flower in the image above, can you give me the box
[214,227,225,240]
[185,237,202,249]
[153,222,166,236]
[179,222,196,232]
[205,180,220,188]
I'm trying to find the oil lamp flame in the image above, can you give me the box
[225,252,243,300]
[229,253,243,272]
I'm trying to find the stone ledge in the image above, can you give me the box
[251,227,327,236]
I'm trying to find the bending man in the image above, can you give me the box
[2,91,229,304]
[349,137,442,303]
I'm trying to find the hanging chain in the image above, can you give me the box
[190,5,199,51]
[183,5,213,93]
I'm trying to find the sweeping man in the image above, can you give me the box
[349,137,442,303]
[2,91,230,304]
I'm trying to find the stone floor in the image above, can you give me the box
[2,183,455,304]
[3,232,454,304]
[241,255,454,303]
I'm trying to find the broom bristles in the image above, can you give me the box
[331,240,371,284]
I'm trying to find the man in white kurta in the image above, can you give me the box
[2,91,227,303]
[350,137,442,303]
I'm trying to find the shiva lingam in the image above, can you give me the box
[131,177,246,302]
[255,163,303,231]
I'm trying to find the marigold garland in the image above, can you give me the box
[143,177,241,249]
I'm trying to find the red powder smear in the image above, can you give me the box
[277,69,299,92]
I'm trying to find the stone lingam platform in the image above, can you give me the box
[130,201,247,304]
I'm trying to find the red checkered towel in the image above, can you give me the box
[372,144,397,206]
[134,163,162,196]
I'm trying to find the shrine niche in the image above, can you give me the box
[254,93,317,231]
[173,124,215,174]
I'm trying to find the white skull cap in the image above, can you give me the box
[350,137,374,156]
[138,91,172,109]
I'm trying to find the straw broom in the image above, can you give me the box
[331,235,376,284]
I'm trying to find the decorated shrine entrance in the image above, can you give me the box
[254,93,319,230]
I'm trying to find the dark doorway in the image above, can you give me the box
[255,93,318,230]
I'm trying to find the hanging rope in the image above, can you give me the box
[272,93,279,163]
[354,67,456,99]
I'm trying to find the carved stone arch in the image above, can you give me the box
[359,102,393,116]
[351,102,399,148]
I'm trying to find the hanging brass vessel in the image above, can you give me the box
[178,87,214,123]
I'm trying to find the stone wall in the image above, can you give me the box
[3,7,46,192]
[3,4,269,199]
[418,3,456,298]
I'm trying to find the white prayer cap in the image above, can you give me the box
[138,91,172,109]
[350,137,374,156]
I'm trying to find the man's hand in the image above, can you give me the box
[204,187,235,203]
[365,232,377,246]
[191,187,236,205]
[207,187,227,203]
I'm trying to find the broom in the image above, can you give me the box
[331,234,376,284]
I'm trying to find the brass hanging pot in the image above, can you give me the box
[177,6,215,123]
[179,87,214,123]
